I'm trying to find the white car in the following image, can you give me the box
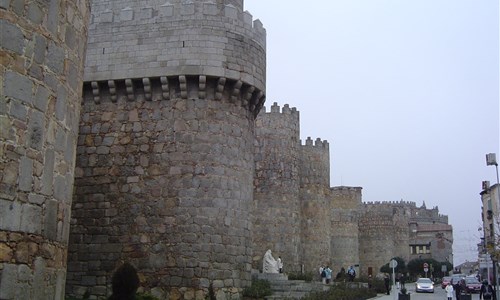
[415,278,434,293]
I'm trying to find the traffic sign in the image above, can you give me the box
[389,259,398,268]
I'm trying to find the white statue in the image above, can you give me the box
[262,249,279,273]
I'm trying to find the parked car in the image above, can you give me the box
[415,278,435,293]
[465,277,481,293]
[451,274,466,285]
[441,276,452,289]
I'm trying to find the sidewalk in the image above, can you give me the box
[369,293,395,300]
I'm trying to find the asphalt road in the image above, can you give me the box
[374,285,481,300]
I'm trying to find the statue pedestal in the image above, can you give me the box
[253,273,288,281]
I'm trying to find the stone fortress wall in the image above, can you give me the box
[298,136,332,272]
[328,187,362,271]
[0,0,453,299]
[253,103,301,272]
[66,1,267,299]
[253,102,363,274]
[0,0,91,299]
[359,201,450,277]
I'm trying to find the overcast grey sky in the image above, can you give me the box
[245,0,499,265]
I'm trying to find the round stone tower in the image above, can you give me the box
[329,186,362,273]
[0,0,91,299]
[359,202,410,277]
[299,138,331,272]
[67,1,266,299]
[253,103,301,272]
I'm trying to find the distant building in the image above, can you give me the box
[479,181,500,282]
[360,201,453,277]
[410,223,453,261]
[455,261,479,276]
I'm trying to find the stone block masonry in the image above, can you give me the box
[68,76,263,299]
[2,0,454,298]
[83,0,266,91]
[67,0,267,296]
[253,103,301,272]
[0,0,91,299]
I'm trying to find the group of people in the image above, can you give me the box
[444,279,495,300]
[318,265,357,284]
[319,266,333,284]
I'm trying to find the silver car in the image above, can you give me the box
[415,278,435,293]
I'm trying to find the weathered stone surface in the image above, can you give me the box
[0,20,24,54]
[4,71,33,104]
[2,1,453,299]
[0,0,91,298]
[0,200,22,231]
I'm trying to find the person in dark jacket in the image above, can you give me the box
[480,280,495,300]
[384,275,391,295]
[400,274,406,289]
[454,279,462,300]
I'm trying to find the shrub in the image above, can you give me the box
[242,279,272,298]
[137,293,161,300]
[288,272,314,282]
[370,278,387,294]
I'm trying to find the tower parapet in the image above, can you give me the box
[85,1,266,92]
[300,137,330,187]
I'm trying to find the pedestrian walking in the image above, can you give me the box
[445,283,454,300]
[277,256,283,273]
[400,273,406,289]
[384,275,390,295]
[480,280,494,300]
[347,266,356,282]
[325,266,332,284]
[320,266,326,284]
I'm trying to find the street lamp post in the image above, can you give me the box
[486,153,499,299]
[487,153,500,185]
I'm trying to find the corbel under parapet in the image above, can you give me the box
[231,80,242,102]
[91,81,100,104]
[179,76,187,99]
[243,86,255,107]
[215,77,226,100]
[199,76,206,99]
[125,79,134,101]
[143,78,152,101]
[160,76,170,100]
[108,80,117,102]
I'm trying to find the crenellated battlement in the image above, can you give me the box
[301,137,329,149]
[83,75,265,116]
[364,200,417,207]
[89,2,266,48]
[260,102,299,115]
[331,186,363,192]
